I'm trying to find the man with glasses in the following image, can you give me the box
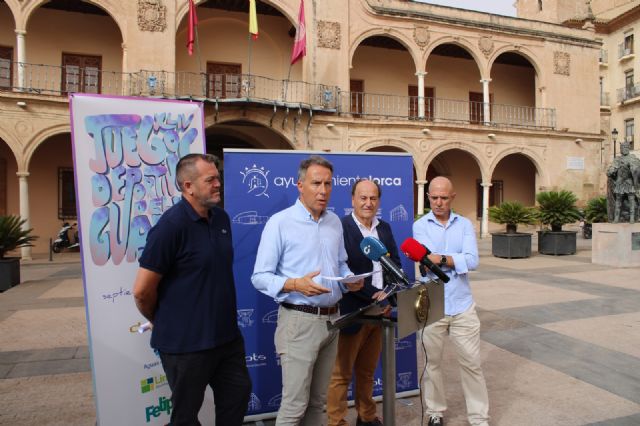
[413,176,489,426]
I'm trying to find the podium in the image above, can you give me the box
[327,279,444,425]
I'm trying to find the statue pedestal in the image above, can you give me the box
[592,223,640,267]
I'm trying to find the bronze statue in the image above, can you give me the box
[607,141,640,223]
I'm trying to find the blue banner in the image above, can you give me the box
[224,150,417,417]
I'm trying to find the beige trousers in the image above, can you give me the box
[274,306,339,426]
[422,303,490,426]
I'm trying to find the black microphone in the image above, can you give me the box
[400,237,450,283]
[360,236,411,287]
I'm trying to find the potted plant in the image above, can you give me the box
[536,190,581,255]
[582,196,607,239]
[488,201,538,258]
[0,215,38,291]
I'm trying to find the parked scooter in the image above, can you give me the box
[52,222,80,253]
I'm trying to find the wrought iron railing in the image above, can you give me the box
[0,61,557,128]
[339,92,556,129]
[617,84,640,102]
[601,92,610,106]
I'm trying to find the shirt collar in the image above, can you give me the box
[351,211,379,231]
[180,197,214,222]
[294,198,327,222]
[425,210,459,227]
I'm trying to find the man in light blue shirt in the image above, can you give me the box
[413,176,489,426]
[252,155,363,426]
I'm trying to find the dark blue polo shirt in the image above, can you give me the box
[139,198,240,353]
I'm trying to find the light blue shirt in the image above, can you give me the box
[413,211,479,316]
[251,199,353,306]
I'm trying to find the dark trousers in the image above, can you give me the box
[159,336,252,426]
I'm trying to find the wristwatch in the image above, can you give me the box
[439,255,447,267]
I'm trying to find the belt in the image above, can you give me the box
[281,302,338,315]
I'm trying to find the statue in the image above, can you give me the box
[607,141,640,223]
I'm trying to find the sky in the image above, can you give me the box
[415,0,517,17]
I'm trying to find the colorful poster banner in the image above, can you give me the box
[223,149,418,418]
[70,94,205,425]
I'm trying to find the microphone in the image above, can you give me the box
[360,236,411,287]
[400,238,450,283]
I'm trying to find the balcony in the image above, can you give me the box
[599,49,608,66]
[617,84,640,103]
[0,62,557,129]
[617,43,634,60]
[344,93,556,129]
[600,92,610,107]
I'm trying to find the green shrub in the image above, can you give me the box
[0,216,38,259]
[536,190,581,232]
[488,201,537,233]
[584,196,608,223]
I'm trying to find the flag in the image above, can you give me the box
[249,0,259,40]
[186,0,198,56]
[290,0,306,65]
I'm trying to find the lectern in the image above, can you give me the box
[327,279,444,426]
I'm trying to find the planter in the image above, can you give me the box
[491,232,532,259]
[537,231,577,255]
[0,257,21,292]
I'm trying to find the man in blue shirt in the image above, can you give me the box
[413,176,489,426]
[133,153,251,425]
[252,155,363,425]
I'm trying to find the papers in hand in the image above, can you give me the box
[321,271,378,283]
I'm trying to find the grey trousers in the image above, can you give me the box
[274,305,340,426]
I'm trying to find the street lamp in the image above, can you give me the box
[612,128,618,158]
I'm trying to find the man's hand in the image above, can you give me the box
[288,271,331,296]
[345,279,364,292]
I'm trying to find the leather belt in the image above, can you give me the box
[282,302,338,315]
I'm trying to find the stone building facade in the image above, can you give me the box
[0,0,606,257]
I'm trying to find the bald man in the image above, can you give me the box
[413,177,489,426]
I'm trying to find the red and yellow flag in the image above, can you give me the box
[249,0,259,40]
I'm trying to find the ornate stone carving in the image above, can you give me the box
[553,51,570,76]
[413,26,430,48]
[318,21,341,50]
[478,36,494,58]
[15,121,32,136]
[138,0,166,33]
[485,145,494,158]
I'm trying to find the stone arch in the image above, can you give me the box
[424,142,489,182]
[488,146,547,187]
[488,45,543,82]
[176,0,297,28]
[0,127,21,164]
[355,138,420,170]
[20,0,125,42]
[423,36,486,79]
[23,122,71,171]
[350,29,421,73]
[2,0,18,27]
[203,112,295,150]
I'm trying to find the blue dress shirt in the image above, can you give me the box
[251,199,353,306]
[413,211,479,316]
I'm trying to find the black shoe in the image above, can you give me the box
[356,417,383,426]
[428,415,443,426]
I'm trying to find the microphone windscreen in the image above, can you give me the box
[360,236,388,261]
[400,237,427,262]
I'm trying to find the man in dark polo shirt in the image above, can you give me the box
[133,153,251,426]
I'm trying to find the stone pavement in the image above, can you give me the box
[1,234,639,426]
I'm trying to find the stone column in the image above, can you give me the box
[416,179,428,216]
[481,181,493,238]
[481,78,491,125]
[15,30,26,89]
[416,72,426,119]
[17,172,32,260]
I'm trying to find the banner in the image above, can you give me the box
[223,149,418,418]
[70,94,205,425]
